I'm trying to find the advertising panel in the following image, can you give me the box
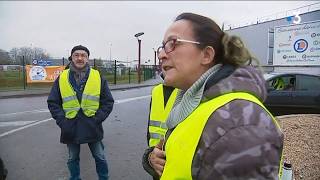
[273,20,320,66]
[26,65,65,83]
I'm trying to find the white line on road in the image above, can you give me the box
[0,109,49,116]
[115,95,151,104]
[0,121,37,127]
[0,118,52,138]
[0,95,151,138]
[0,95,151,117]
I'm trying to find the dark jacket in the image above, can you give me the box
[47,68,114,144]
[143,65,283,179]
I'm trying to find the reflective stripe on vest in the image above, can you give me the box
[149,84,178,147]
[274,78,285,90]
[59,68,101,119]
[161,92,283,180]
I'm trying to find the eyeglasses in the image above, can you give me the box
[157,37,200,58]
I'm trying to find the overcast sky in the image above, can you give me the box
[0,1,318,64]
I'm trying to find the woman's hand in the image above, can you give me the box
[149,140,166,176]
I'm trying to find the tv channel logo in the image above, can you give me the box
[286,11,301,24]
[294,39,308,53]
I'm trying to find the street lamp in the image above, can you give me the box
[134,32,144,83]
[152,48,157,66]
[152,48,157,78]
[109,43,112,61]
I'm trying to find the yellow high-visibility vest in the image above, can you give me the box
[149,84,178,147]
[59,68,101,119]
[161,92,283,180]
[273,78,285,90]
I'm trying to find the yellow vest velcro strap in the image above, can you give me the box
[150,133,163,139]
[82,94,100,102]
[62,95,78,102]
[150,120,167,129]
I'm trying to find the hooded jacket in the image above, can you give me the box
[143,64,283,179]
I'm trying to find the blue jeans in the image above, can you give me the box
[67,141,109,180]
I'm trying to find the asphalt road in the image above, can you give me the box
[0,86,154,180]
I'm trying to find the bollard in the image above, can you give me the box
[282,162,293,180]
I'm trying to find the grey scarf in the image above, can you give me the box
[166,64,222,129]
[69,62,89,86]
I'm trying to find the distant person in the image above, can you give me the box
[47,45,114,180]
[142,12,283,179]
[142,73,178,179]
[284,77,295,91]
[272,77,285,90]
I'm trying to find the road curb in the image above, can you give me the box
[0,84,158,99]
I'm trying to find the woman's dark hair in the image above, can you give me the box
[175,13,258,66]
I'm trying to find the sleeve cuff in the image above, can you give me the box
[142,147,160,179]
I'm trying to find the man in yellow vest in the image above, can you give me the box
[47,45,114,180]
[142,74,178,179]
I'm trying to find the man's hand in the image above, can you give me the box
[149,139,166,176]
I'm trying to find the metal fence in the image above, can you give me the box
[0,57,157,91]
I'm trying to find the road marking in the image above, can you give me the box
[0,118,52,138]
[0,109,49,116]
[115,95,151,104]
[0,121,36,127]
[0,95,151,117]
[0,95,151,138]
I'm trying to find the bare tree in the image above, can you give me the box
[0,49,12,65]
[8,46,50,65]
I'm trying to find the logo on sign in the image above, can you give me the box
[29,66,47,81]
[311,33,320,38]
[302,54,307,59]
[294,39,308,53]
[286,11,301,24]
[32,59,38,65]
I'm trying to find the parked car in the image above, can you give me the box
[263,72,320,116]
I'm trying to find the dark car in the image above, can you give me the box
[264,72,320,116]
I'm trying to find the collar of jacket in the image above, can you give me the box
[166,63,223,129]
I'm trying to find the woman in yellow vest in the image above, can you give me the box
[143,13,284,179]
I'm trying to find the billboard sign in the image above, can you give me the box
[273,20,320,66]
[26,65,65,83]
[32,59,52,66]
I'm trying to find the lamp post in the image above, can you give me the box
[152,48,157,66]
[152,48,157,78]
[134,32,144,83]
[109,43,112,61]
